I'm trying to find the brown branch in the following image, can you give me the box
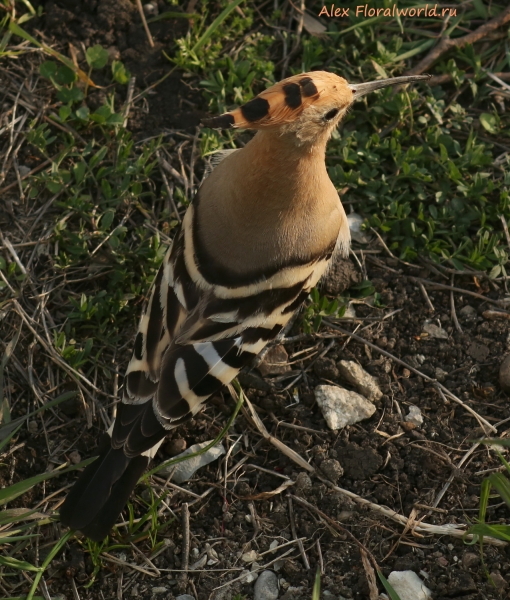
[407,6,510,76]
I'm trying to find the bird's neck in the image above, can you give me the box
[195,129,345,275]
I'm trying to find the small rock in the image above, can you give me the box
[68,450,81,464]
[258,345,290,376]
[159,440,225,482]
[314,357,339,380]
[143,1,158,16]
[387,570,432,600]
[151,587,167,594]
[499,354,510,393]
[28,420,38,434]
[462,552,479,569]
[164,438,187,456]
[489,571,508,589]
[435,367,448,382]
[347,213,370,244]
[405,405,423,428]
[320,458,344,483]
[295,472,313,493]
[322,257,360,296]
[459,305,477,317]
[240,570,259,584]
[315,385,376,431]
[241,550,259,563]
[254,570,279,600]
[336,360,382,402]
[342,303,357,319]
[176,595,195,600]
[422,322,448,339]
[18,165,31,177]
[467,341,490,362]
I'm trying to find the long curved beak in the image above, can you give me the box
[348,74,431,100]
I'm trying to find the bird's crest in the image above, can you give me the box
[202,71,351,130]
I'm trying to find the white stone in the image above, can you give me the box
[387,570,432,600]
[422,322,448,339]
[342,304,357,319]
[159,440,225,483]
[240,570,259,584]
[241,550,259,563]
[254,571,279,600]
[315,385,376,431]
[337,360,382,401]
[176,596,195,600]
[405,405,423,427]
[347,212,370,243]
[151,588,167,594]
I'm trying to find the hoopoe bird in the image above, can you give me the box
[60,71,429,540]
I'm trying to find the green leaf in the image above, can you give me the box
[0,555,40,572]
[56,86,84,104]
[377,571,402,600]
[73,161,86,184]
[472,0,488,19]
[39,60,57,79]
[75,106,90,121]
[479,113,497,134]
[312,568,321,600]
[59,105,72,121]
[488,473,510,509]
[54,64,76,85]
[0,458,96,506]
[467,523,510,542]
[86,44,109,69]
[192,0,246,53]
[111,60,131,84]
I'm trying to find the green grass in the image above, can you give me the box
[1,0,509,596]
[465,439,510,562]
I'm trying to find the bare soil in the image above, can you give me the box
[2,2,510,599]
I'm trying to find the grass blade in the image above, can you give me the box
[0,457,95,506]
[192,0,246,54]
[377,570,402,600]
[312,567,321,600]
[8,21,96,86]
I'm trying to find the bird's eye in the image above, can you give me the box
[324,108,339,121]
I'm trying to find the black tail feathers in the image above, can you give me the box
[60,440,149,542]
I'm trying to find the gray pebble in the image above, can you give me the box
[254,570,279,600]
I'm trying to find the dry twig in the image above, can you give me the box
[407,6,510,76]
[135,0,155,48]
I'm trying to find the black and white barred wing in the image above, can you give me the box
[60,205,333,541]
[118,204,333,453]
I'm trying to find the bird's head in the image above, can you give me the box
[202,71,430,146]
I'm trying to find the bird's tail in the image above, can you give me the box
[59,436,149,542]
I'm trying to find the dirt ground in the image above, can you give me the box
[2,2,510,599]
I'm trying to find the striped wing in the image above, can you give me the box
[113,202,334,457]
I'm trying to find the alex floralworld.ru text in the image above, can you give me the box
[319,4,458,18]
